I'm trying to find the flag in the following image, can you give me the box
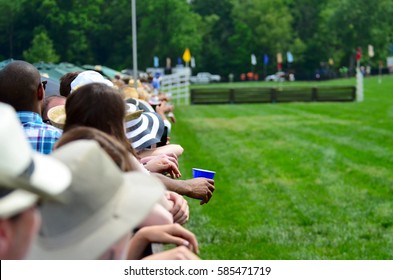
[286,51,294,63]
[277,53,283,64]
[153,56,159,67]
[368,45,374,58]
[356,47,362,62]
[263,54,269,65]
[166,57,171,68]
[251,54,257,65]
[182,48,191,63]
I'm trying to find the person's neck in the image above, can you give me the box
[31,102,42,116]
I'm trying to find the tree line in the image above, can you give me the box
[0,0,392,80]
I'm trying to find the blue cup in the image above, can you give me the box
[192,168,216,179]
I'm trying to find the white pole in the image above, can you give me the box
[131,0,138,90]
[356,68,364,102]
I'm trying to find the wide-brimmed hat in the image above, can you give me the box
[28,140,165,259]
[148,95,161,106]
[121,86,139,100]
[126,98,155,113]
[70,70,113,93]
[124,103,165,151]
[125,103,143,122]
[0,103,71,219]
[47,105,66,129]
[47,104,142,129]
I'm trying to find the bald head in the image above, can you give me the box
[0,60,42,112]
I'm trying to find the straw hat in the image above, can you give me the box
[47,105,66,129]
[28,140,165,259]
[125,104,143,122]
[0,103,71,218]
[48,104,142,128]
[121,86,139,100]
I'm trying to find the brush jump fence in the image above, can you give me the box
[190,86,356,105]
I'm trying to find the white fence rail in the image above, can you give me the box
[161,69,191,105]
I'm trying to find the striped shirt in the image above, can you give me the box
[17,111,62,154]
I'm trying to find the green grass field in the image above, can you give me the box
[171,75,393,260]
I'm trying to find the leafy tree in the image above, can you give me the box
[316,0,392,73]
[288,0,328,78]
[191,0,235,77]
[136,0,203,71]
[0,0,26,59]
[17,0,106,64]
[1,0,391,78]
[229,0,296,76]
[23,28,60,63]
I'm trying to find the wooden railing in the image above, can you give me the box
[190,86,356,105]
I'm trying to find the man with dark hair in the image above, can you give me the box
[0,60,62,154]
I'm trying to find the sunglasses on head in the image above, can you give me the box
[41,80,47,90]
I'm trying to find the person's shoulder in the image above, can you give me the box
[24,122,62,138]
[41,123,63,136]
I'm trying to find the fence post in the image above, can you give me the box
[271,87,277,103]
[312,87,318,101]
[161,70,190,106]
[229,88,235,104]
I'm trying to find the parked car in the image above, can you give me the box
[265,71,286,82]
[190,72,221,84]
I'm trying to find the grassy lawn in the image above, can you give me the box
[170,75,393,260]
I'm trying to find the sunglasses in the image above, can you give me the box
[41,80,47,90]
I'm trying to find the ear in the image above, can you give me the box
[37,84,44,101]
[0,220,13,259]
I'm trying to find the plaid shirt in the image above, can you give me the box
[17,111,62,154]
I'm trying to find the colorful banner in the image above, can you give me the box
[251,54,257,65]
[286,51,294,63]
[277,53,283,64]
[356,47,362,62]
[368,45,374,58]
[182,48,191,63]
[263,54,269,65]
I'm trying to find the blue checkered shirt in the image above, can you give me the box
[17,111,62,154]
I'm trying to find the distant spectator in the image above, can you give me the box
[59,71,81,98]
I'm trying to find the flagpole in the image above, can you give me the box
[131,0,138,90]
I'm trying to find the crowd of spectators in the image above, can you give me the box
[0,60,215,260]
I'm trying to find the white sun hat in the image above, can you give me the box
[70,70,113,93]
[28,140,165,259]
[0,102,71,218]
